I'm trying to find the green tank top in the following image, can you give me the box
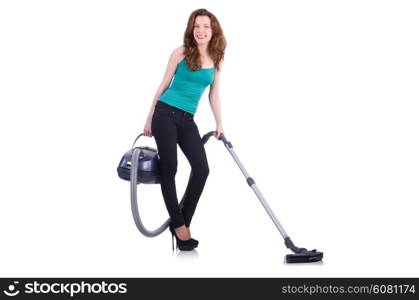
[159,58,216,115]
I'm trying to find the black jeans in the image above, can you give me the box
[151,100,210,229]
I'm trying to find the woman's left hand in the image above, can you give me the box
[213,125,224,140]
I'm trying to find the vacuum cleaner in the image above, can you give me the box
[117,132,323,263]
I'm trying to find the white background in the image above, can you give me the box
[1,0,418,277]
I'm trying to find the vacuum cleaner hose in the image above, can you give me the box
[129,131,217,237]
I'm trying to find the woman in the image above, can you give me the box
[143,8,227,251]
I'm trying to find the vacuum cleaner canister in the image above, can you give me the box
[117,146,161,184]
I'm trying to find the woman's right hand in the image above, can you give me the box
[143,118,153,137]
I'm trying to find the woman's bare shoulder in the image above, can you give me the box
[170,46,185,63]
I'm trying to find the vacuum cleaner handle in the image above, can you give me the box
[131,133,144,149]
[132,131,221,150]
[201,131,214,145]
[202,131,232,148]
[219,133,231,147]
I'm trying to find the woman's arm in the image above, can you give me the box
[209,60,224,139]
[146,46,183,123]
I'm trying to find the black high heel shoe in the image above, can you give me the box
[169,226,196,251]
[186,226,199,248]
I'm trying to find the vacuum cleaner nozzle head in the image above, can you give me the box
[285,249,323,263]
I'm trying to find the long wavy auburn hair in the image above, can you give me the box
[183,8,227,71]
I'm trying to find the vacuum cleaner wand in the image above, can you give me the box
[205,131,323,263]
